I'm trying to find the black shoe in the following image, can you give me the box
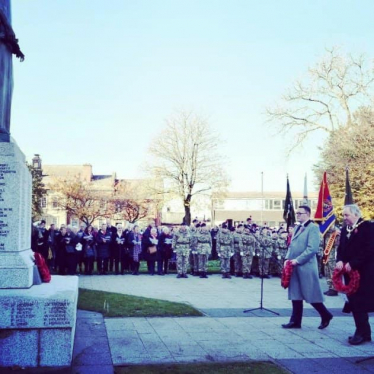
[226,273,232,279]
[177,274,182,278]
[318,314,333,329]
[324,289,338,296]
[158,272,164,276]
[235,273,241,277]
[263,275,271,279]
[222,273,226,279]
[248,275,253,279]
[193,272,199,276]
[349,335,372,345]
[183,274,188,278]
[282,322,301,329]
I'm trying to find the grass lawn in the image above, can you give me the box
[115,361,288,374]
[78,288,203,318]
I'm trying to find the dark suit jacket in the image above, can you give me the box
[337,219,374,313]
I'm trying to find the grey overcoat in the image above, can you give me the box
[285,221,324,303]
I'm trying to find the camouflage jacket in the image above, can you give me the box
[259,236,273,259]
[189,227,198,250]
[232,232,244,253]
[195,230,212,255]
[241,233,256,256]
[216,230,234,258]
[172,229,191,256]
[277,237,288,257]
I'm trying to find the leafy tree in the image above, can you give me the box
[147,111,229,225]
[314,106,374,220]
[49,177,111,226]
[108,180,155,223]
[27,162,47,221]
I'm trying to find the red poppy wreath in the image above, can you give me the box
[281,260,294,289]
[332,266,360,296]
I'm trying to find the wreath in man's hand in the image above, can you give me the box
[332,265,360,296]
[281,260,294,289]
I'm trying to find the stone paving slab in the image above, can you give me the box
[79,274,344,310]
[79,274,374,373]
[104,316,374,365]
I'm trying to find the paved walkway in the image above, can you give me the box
[78,274,374,373]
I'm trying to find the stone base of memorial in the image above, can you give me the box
[0,140,34,288]
[0,276,78,368]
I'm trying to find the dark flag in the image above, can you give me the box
[314,172,336,236]
[283,176,295,229]
[344,167,354,205]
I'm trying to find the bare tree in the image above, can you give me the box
[147,111,229,225]
[267,47,374,152]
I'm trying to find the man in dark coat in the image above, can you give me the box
[282,205,333,330]
[336,204,374,345]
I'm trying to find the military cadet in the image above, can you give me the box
[217,223,234,279]
[189,219,199,275]
[251,228,261,276]
[172,225,191,279]
[277,231,289,266]
[196,223,212,278]
[322,225,340,296]
[241,227,256,279]
[270,231,282,276]
[258,227,273,278]
[232,224,244,277]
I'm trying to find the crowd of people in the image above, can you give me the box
[30,216,332,284]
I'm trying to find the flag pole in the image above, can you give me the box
[261,172,264,226]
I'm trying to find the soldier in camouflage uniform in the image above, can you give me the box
[172,225,191,278]
[233,224,244,277]
[217,223,234,279]
[258,228,273,278]
[277,232,289,266]
[269,231,280,276]
[251,229,261,275]
[241,227,256,279]
[189,220,199,276]
[322,225,340,296]
[196,223,212,278]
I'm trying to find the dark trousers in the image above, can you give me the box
[147,261,155,275]
[66,253,77,276]
[353,311,371,338]
[120,253,131,274]
[291,300,331,325]
[132,261,140,275]
[162,259,170,274]
[97,257,109,274]
[84,257,94,275]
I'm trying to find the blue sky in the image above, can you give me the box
[10,0,374,193]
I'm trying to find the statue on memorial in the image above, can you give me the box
[0,0,24,142]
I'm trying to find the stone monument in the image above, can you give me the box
[0,1,78,368]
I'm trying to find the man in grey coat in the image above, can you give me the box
[282,205,333,329]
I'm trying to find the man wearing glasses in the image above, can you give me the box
[282,205,333,329]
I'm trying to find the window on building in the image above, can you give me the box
[273,200,281,210]
[40,197,47,208]
[71,218,79,227]
[52,199,58,208]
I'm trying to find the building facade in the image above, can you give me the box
[212,191,318,227]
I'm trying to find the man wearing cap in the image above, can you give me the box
[217,224,234,279]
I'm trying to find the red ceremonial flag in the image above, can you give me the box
[314,172,336,235]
